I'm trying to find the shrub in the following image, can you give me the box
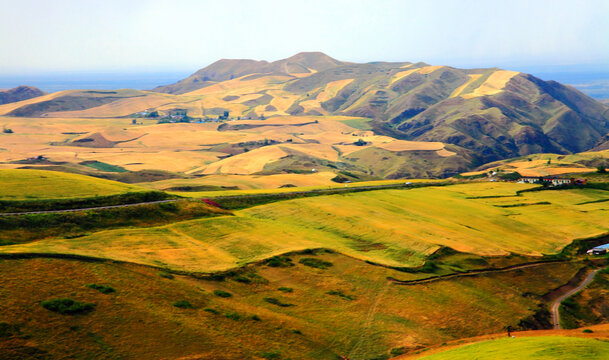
[0,322,20,338]
[583,329,594,333]
[291,329,302,335]
[86,284,115,294]
[260,351,281,360]
[41,298,95,315]
[278,287,293,293]
[173,300,194,309]
[390,347,406,356]
[224,311,241,320]
[159,272,174,279]
[327,290,356,301]
[265,256,294,268]
[251,314,261,321]
[299,257,332,269]
[234,276,251,284]
[264,297,294,307]
[204,308,219,314]
[213,290,232,298]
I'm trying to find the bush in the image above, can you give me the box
[264,297,294,307]
[327,290,356,301]
[224,311,241,320]
[278,287,293,293]
[86,284,115,294]
[159,272,174,279]
[291,329,302,335]
[390,347,406,356]
[204,308,219,314]
[0,322,20,338]
[234,276,251,284]
[583,329,594,333]
[299,257,333,269]
[41,298,95,315]
[251,314,261,321]
[260,351,281,360]
[213,290,232,298]
[265,256,294,268]
[173,300,194,309]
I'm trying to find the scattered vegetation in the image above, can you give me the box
[277,287,293,293]
[173,300,194,309]
[41,298,95,315]
[299,257,333,269]
[263,297,294,307]
[213,290,232,298]
[326,290,356,301]
[86,284,115,294]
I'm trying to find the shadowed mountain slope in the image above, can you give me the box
[0,86,45,105]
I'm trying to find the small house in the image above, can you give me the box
[587,244,609,256]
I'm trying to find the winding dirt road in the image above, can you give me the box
[551,268,600,329]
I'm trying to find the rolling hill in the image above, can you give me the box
[2,53,609,179]
[0,85,45,105]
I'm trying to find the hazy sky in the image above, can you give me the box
[1,0,608,75]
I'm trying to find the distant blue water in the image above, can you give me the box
[0,71,191,93]
[1,70,608,100]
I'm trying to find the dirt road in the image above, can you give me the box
[551,268,600,329]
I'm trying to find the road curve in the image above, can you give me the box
[0,199,179,216]
[551,268,601,329]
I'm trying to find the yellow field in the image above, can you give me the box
[464,151,609,177]
[141,172,339,191]
[462,70,520,99]
[450,74,482,98]
[3,182,608,272]
[0,169,144,200]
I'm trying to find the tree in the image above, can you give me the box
[598,165,607,174]
[147,111,159,118]
[547,158,552,164]
[2,127,13,134]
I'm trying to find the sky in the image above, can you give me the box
[1,0,608,76]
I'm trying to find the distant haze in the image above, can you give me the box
[1,0,608,74]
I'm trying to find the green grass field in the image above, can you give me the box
[0,169,144,200]
[411,336,609,360]
[2,182,607,272]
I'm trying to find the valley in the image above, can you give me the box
[1,52,609,360]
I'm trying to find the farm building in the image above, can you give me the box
[587,244,609,256]
[519,177,587,186]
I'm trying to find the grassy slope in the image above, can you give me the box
[0,253,584,360]
[467,150,609,177]
[408,336,609,360]
[558,267,609,329]
[0,169,144,200]
[3,183,608,272]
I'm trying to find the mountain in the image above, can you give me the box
[152,52,344,94]
[3,52,609,172]
[0,85,45,105]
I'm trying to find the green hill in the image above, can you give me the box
[410,336,609,360]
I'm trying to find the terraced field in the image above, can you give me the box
[3,182,608,272]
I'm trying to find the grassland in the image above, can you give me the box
[465,151,609,177]
[0,252,587,359]
[406,336,609,360]
[3,182,608,272]
[0,169,144,200]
